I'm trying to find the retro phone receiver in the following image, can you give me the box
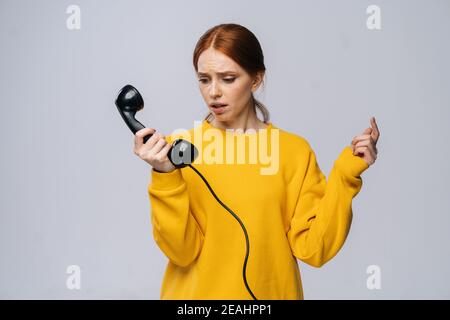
[115,84,198,169]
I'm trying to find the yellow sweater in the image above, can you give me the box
[148,119,369,300]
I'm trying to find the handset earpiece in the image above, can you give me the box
[115,84,199,168]
[115,84,148,138]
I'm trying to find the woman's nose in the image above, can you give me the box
[209,81,221,97]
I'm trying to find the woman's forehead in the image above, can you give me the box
[197,49,241,74]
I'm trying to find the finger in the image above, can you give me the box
[354,135,376,153]
[354,144,376,161]
[148,137,167,156]
[354,139,377,156]
[157,142,172,159]
[136,132,163,155]
[370,116,380,143]
[136,127,156,139]
[351,134,372,145]
[353,146,373,166]
[144,132,164,148]
[135,128,156,148]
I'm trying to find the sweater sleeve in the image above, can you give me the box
[148,167,204,268]
[287,144,369,268]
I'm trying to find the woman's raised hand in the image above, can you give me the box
[351,116,380,166]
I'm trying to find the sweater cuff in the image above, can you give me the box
[334,146,369,178]
[150,168,184,191]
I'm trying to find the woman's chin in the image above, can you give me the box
[212,110,231,119]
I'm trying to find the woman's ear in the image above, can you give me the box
[251,71,264,92]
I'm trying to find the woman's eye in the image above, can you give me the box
[198,78,235,83]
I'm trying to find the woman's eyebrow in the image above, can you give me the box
[197,71,237,76]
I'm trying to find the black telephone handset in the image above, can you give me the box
[115,84,199,169]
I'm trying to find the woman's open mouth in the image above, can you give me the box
[210,104,228,114]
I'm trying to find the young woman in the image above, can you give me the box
[134,23,380,300]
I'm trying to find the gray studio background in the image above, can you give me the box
[1,0,449,299]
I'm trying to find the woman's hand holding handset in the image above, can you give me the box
[134,128,176,173]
